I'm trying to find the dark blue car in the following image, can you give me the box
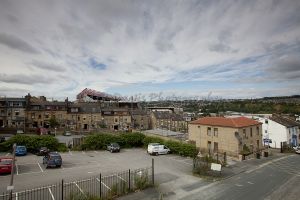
[43,152,62,168]
[15,146,27,156]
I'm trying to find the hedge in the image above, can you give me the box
[143,137,198,158]
[0,134,64,152]
[81,132,146,150]
[81,133,198,158]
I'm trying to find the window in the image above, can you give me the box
[265,130,267,134]
[250,128,253,137]
[45,113,49,119]
[15,110,19,116]
[214,128,218,137]
[115,118,118,123]
[256,126,259,135]
[265,119,268,124]
[214,142,218,152]
[31,113,35,119]
[243,129,246,138]
[207,141,211,150]
[38,115,41,119]
[207,127,211,136]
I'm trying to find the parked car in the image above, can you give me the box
[0,157,14,175]
[34,147,50,156]
[63,131,72,136]
[43,152,62,168]
[147,143,170,155]
[107,143,120,153]
[295,149,300,154]
[15,145,27,156]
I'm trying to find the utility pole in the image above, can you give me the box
[8,143,16,200]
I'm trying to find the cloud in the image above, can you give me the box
[0,33,39,54]
[0,73,54,85]
[30,60,66,72]
[0,0,299,99]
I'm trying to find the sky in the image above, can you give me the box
[0,0,300,101]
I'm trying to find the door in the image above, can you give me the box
[207,141,212,154]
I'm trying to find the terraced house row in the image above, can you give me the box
[0,89,190,134]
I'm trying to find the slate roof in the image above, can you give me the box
[190,117,261,128]
[270,115,300,127]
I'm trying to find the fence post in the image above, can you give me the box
[99,173,102,198]
[128,169,131,191]
[217,153,219,163]
[152,158,154,186]
[224,152,227,164]
[61,179,64,200]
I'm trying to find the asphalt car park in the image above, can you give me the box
[0,148,196,199]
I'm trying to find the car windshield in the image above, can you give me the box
[0,159,12,165]
[50,155,61,159]
[17,146,26,150]
[111,143,119,147]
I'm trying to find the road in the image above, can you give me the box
[179,154,300,200]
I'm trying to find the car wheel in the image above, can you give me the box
[110,149,113,153]
[155,152,158,156]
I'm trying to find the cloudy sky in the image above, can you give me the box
[0,0,300,100]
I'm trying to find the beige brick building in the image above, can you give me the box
[150,111,188,132]
[189,117,262,157]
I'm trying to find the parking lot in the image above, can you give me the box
[0,148,196,198]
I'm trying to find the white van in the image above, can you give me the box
[147,143,170,155]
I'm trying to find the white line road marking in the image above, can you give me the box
[15,192,18,200]
[16,171,43,176]
[37,163,44,172]
[48,188,55,200]
[16,164,19,175]
[96,178,111,190]
[247,181,254,185]
[82,151,86,155]
[88,172,93,174]
[116,174,126,182]
[68,150,73,155]
[74,182,86,196]
[235,184,243,187]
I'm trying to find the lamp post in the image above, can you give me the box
[8,143,16,200]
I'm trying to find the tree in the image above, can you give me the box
[49,116,59,128]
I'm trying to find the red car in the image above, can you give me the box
[0,157,14,175]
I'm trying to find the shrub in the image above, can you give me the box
[0,135,61,152]
[82,132,145,150]
[142,136,164,147]
[143,136,198,158]
[119,132,145,148]
[57,143,68,152]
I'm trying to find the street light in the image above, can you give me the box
[8,143,16,200]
